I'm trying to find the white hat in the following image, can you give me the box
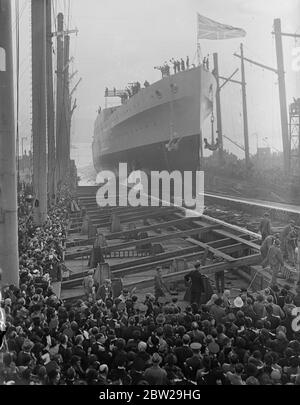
[233,296,244,308]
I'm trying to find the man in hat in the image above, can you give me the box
[280,220,295,259]
[154,267,170,302]
[184,261,205,306]
[96,279,112,302]
[260,234,274,266]
[184,342,202,380]
[89,233,105,268]
[143,353,168,385]
[286,226,298,265]
[82,270,95,299]
[268,239,284,286]
[259,213,272,242]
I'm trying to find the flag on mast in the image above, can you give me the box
[197,13,246,40]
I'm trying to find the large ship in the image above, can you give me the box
[92,64,216,175]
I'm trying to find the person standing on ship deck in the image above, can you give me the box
[181,58,185,71]
[186,56,190,69]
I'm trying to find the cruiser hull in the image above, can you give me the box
[93,65,216,174]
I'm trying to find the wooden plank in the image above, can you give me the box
[116,253,261,289]
[65,241,244,284]
[70,207,179,229]
[173,211,260,240]
[63,249,260,289]
[62,253,261,298]
[65,224,217,260]
[213,229,260,250]
[186,237,236,262]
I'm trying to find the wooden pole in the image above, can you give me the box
[240,43,250,168]
[213,53,223,161]
[274,18,290,174]
[46,0,56,204]
[63,34,71,175]
[56,13,64,186]
[0,0,19,286]
[31,0,48,225]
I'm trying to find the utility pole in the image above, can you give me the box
[213,53,223,161]
[31,0,47,225]
[46,0,56,204]
[235,19,298,175]
[240,44,250,168]
[0,0,19,286]
[56,12,64,187]
[273,18,290,174]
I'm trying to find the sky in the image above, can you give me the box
[16,0,300,162]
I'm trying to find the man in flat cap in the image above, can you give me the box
[259,212,272,242]
[184,261,205,306]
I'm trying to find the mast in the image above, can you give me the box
[240,43,250,167]
[46,0,56,204]
[0,0,19,286]
[213,53,223,161]
[63,34,71,174]
[56,13,64,187]
[31,0,48,225]
[274,18,290,174]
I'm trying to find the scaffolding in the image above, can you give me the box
[289,98,300,176]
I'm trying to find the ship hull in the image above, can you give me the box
[97,133,200,173]
[93,66,215,174]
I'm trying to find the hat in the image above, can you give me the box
[22,339,34,352]
[156,314,166,325]
[277,331,287,340]
[152,353,162,364]
[4,298,11,306]
[246,376,260,385]
[271,369,281,381]
[136,303,148,313]
[99,364,108,373]
[138,341,147,352]
[190,342,202,351]
[117,301,126,311]
[208,342,220,354]
[233,297,244,308]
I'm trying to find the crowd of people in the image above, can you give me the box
[155,56,198,78]
[2,258,300,385]
[259,213,299,284]
[2,184,300,386]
